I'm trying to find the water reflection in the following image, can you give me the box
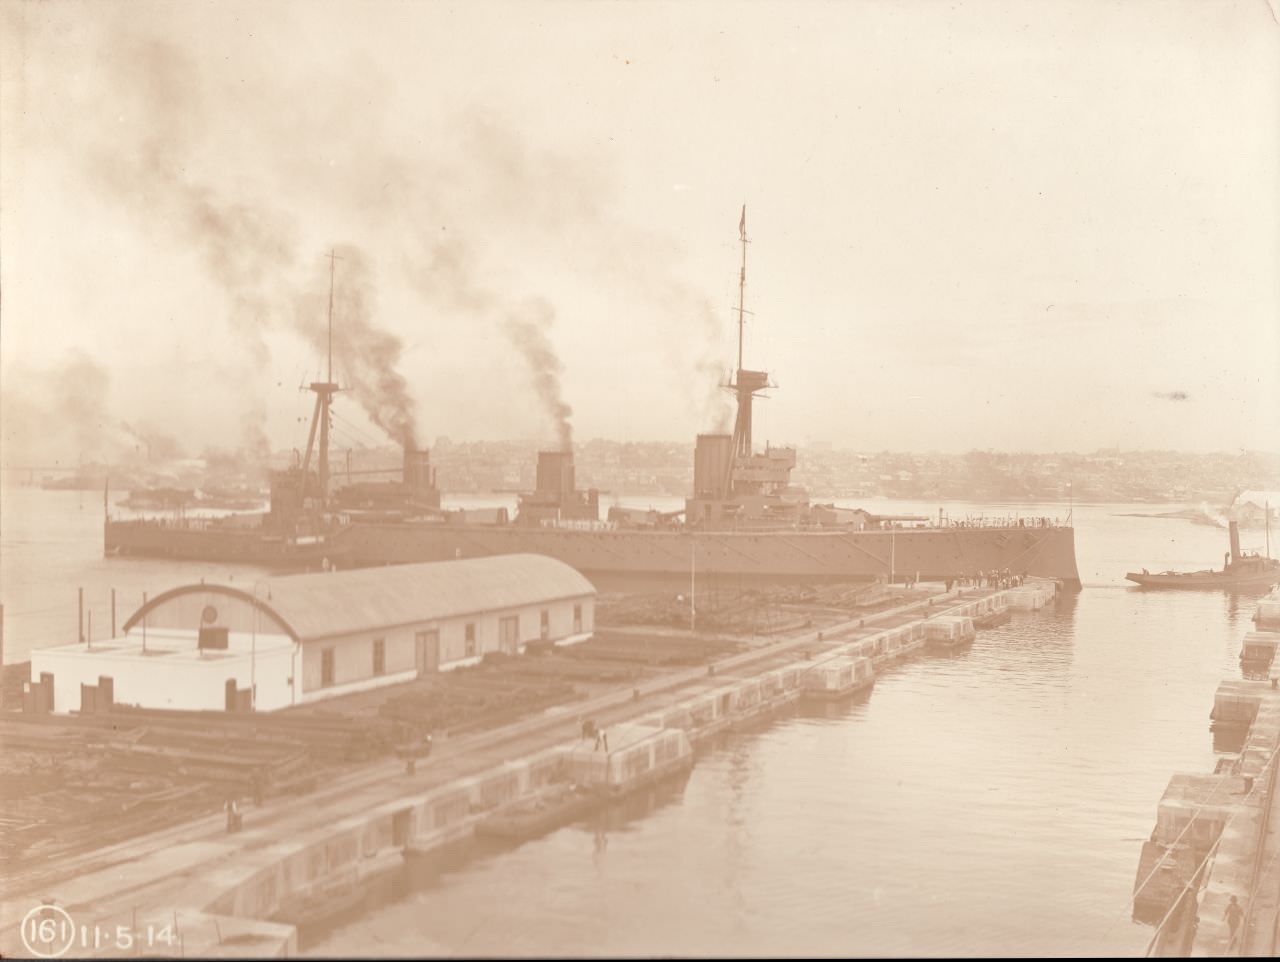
[583,769,694,838]
[792,686,876,722]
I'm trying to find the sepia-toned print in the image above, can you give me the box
[1,1,1278,957]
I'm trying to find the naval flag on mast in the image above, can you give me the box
[738,205,747,241]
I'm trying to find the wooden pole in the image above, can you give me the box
[690,538,696,635]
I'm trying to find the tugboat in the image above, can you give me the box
[1126,520,1280,590]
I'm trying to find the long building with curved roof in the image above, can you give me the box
[31,554,596,714]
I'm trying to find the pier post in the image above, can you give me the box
[690,539,696,635]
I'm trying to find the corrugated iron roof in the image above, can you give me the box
[125,554,594,643]
[266,553,594,641]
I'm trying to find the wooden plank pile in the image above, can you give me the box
[376,668,577,736]
[0,704,408,872]
[564,631,745,667]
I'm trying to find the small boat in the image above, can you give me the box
[479,724,695,841]
[273,879,367,930]
[117,487,194,510]
[973,606,1011,629]
[800,656,875,701]
[924,615,976,650]
[476,782,598,839]
[1126,521,1280,590]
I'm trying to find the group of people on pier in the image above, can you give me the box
[959,569,1025,589]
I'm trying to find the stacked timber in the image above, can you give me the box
[377,672,577,736]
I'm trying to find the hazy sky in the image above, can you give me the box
[2,0,1277,465]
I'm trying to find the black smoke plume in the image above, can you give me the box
[502,299,574,452]
[120,421,186,461]
[294,246,419,449]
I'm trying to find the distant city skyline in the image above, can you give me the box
[2,0,1277,465]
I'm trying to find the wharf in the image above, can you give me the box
[0,580,1052,959]
[1134,586,1280,956]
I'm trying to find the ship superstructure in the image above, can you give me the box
[685,208,809,529]
[516,450,599,526]
[105,253,440,564]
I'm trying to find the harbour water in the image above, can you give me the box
[1,486,1266,954]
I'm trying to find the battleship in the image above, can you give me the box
[105,215,1082,589]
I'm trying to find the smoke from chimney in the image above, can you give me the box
[503,298,573,452]
[119,421,186,461]
[690,297,733,433]
[42,17,724,451]
[294,245,419,449]
[79,31,299,459]
[53,352,112,462]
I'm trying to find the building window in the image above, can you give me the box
[321,648,335,688]
[540,609,550,640]
[372,638,385,676]
[465,623,476,658]
[573,604,583,634]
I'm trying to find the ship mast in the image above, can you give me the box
[299,250,342,513]
[725,206,769,485]
[736,204,748,372]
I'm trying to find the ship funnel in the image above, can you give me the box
[535,450,576,504]
[403,444,433,495]
[1229,520,1241,565]
[694,434,733,500]
[518,449,597,525]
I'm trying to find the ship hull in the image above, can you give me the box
[104,520,347,568]
[335,522,1083,589]
[106,518,1081,587]
[1124,568,1280,590]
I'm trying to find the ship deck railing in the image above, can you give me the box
[944,517,1069,529]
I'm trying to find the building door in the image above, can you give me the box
[416,629,440,675]
[392,808,411,846]
[499,616,519,655]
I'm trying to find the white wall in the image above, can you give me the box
[36,594,599,712]
[299,593,595,691]
[433,595,594,668]
[299,624,416,693]
[31,638,297,714]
